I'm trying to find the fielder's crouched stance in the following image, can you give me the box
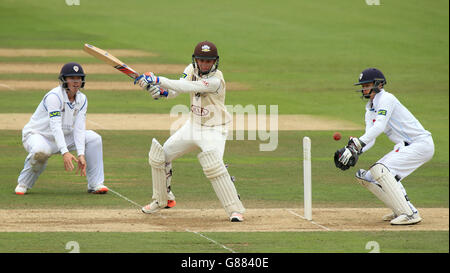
[136,41,245,222]
[334,68,434,225]
[15,63,108,195]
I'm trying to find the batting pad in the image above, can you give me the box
[355,170,394,212]
[198,150,245,216]
[370,163,413,216]
[148,138,168,208]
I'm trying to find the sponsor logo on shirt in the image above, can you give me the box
[181,73,187,79]
[377,109,387,116]
[191,105,209,116]
[49,111,61,118]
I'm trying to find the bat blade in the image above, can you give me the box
[83,43,140,79]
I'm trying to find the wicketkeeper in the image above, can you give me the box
[15,62,108,195]
[135,41,245,222]
[334,68,434,225]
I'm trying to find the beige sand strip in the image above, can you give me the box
[0,48,156,57]
[0,63,186,75]
[0,113,362,131]
[0,80,250,91]
[0,208,447,232]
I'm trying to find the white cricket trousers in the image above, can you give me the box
[361,136,434,213]
[364,136,435,182]
[17,130,105,189]
[163,119,228,162]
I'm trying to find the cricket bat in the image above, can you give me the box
[83,43,140,79]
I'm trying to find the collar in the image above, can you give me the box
[372,89,385,106]
[60,86,80,103]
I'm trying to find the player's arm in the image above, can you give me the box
[359,97,395,145]
[45,94,68,154]
[134,71,221,94]
[361,111,376,153]
[73,97,87,176]
[45,94,78,171]
[159,76,221,94]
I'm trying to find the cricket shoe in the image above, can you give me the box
[165,190,176,208]
[15,184,28,195]
[87,184,109,194]
[382,212,397,221]
[142,200,161,214]
[390,212,422,225]
[230,212,244,222]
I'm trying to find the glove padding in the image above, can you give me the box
[134,72,160,90]
[334,147,358,170]
[334,137,365,171]
[148,85,168,100]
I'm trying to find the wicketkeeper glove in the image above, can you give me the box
[334,137,365,171]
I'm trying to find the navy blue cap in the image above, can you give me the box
[354,68,386,86]
[59,62,85,78]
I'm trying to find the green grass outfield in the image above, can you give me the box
[0,0,448,253]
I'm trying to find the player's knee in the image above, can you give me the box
[30,146,51,158]
[87,131,102,147]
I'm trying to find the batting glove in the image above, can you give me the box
[148,85,168,100]
[134,72,160,90]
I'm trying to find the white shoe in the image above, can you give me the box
[390,212,422,225]
[230,212,244,222]
[142,200,161,214]
[382,212,397,221]
[15,184,28,195]
[87,184,109,194]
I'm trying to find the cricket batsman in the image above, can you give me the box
[334,68,434,225]
[15,62,108,195]
[135,41,245,222]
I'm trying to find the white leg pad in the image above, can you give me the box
[198,150,245,216]
[355,169,395,212]
[370,163,413,216]
[148,138,168,208]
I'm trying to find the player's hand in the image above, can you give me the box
[347,137,365,154]
[334,147,358,171]
[134,72,160,90]
[148,85,169,100]
[77,155,87,176]
[63,152,78,172]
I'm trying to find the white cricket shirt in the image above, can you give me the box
[360,89,431,152]
[22,85,87,155]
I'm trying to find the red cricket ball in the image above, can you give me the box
[333,132,342,141]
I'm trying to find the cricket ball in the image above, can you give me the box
[333,132,342,141]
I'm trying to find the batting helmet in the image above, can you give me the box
[354,68,387,98]
[58,62,86,89]
[192,41,219,76]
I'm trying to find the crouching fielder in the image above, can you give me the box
[16,63,108,195]
[135,41,245,222]
[334,68,434,225]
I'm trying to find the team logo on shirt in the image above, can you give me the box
[377,109,387,116]
[181,73,187,79]
[49,111,61,118]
